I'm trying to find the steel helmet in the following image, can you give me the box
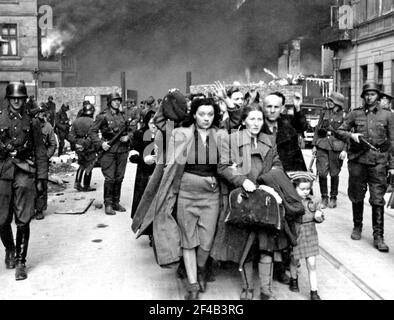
[83,103,95,116]
[5,82,28,99]
[361,82,381,98]
[328,92,345,108]
[108,92,122,102]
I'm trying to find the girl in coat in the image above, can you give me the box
[288,173,324,300]
[216,103,287,300]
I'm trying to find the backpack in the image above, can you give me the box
[226,187,284,231]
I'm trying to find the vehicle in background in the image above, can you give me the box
[284,103,323,149]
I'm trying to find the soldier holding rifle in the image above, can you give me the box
[89,92,133,215]
[336,82,394,252]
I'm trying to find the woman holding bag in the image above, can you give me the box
[212,103,289,300]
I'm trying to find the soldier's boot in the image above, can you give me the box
[74,167,84,191]
[273,261,290,284]
[0,225,16,269]
[351,202,363,240]
[329,176,339,208]
[259,261,275,300]
[372,205,389,252]
[289,277,299,292]
[112,182,126,212]
[82,172,96,192]
[15,225,29,281]
[104,181,116,215]
[319,176,329,209]
[35,210,44,220]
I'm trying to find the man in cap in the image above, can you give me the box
[336,82,394,252]
[30,103,57,220]
[69,102,97,192]
[89,92,133,215]
[0,82,46,280]
[46,96,56,127]
[380,92,393,112]
[312,92,347,209]
[25,95,38,117]
[55,103,71,156]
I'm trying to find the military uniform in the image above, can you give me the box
[313,106,346,206]
[124,105,141,134]
[0,103,45,278]
[46,100,56,127]
[55,105,71,156]
[69,114,97,191]
[89,107,133,212]
[336,97,394,250]
[33,118,57,219]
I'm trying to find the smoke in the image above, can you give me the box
[41,29,73,57]
[39,0,332,99]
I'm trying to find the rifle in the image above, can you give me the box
[97,119,132,157]
[308,154,316,173]
[358,136,379,152]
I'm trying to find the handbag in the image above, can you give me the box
[226,187,284,230]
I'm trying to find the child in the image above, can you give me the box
[289,175,324,300]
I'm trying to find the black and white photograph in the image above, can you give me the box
[1,0,394,303]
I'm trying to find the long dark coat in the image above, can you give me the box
[263,112,307,172]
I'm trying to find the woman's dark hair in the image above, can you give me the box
[143,110,156,127]
[239,102,264,130]
[182,97,221,128]
[227,87,242,98]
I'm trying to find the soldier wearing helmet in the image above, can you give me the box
[30,103,57,221]
[54,103,71,156]
[336,82,394,252]
[312,92,347,209]
[0,82,46,280]
[89,91,133,215]
[46,96,56,127]
[69,101,97,192]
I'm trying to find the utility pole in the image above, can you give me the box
[186,71,192,94]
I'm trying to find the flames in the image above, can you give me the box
[41,29,73,58]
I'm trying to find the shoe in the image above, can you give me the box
[5,249,15,269]
[350,227,362,240]
[374,237,389,252]
[112,203,126,212]
[35,211,44,220]
[289,277,299,292]
[185,283,200,300]
[310,290,321,300]
[15,262,27,280]
[240,287,254,300]
[321,197,329,209]
[83,186,96,192]
[260,291,274,300]
[105,205,116,215]
[328,197,337,208]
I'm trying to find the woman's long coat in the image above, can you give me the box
[131,124,226,266]
[210,130,286,263]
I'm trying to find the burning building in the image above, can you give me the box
[0,0,77,106]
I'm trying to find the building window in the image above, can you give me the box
[382,0,394,14]
[375,62,384,90]
[1,24,17,56]
[361,65,368,88]
[41,81,56,88]
[340,68,351,111]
